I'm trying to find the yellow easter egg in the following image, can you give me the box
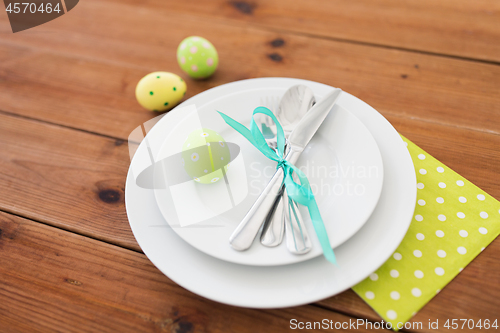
[135,72,187,112]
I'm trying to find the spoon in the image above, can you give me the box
[260,85,315,253]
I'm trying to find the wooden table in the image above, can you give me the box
[0,0,499,332]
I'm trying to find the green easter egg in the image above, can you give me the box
[181,129,230,184]
[177,36,218,79]
[135,71,187,112]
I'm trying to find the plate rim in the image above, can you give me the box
[151,94,384,266]
[125,77,417,308]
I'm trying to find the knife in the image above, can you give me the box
[229,88,343,251]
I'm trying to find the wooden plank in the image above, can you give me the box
[0,98,499,251]
[99,0,500,63]
[0,112,138,250]
[0,108,498,330]
[0,1,498,139]
[0,211,372,333]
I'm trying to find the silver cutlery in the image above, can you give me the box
[259,86,315,253]
[229,88,343,251]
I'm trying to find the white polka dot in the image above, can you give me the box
[404,141,408,146]
[458,196,467,203]
[414,270,424,278]
[419,169,427,175]
[390,291,400,300]
[457,247,467,255]
[436,289,441,293]
[221,157,224,160]
[435,230,444,238]
[418,154,425,160]
[369,273,378,281]
[190,46,198,54]
[459,268,463,272]
[194,178,200,182]
[436,197,444,204]
[413,250,422,258]
[393,252,402,260]
[416,233,425,241]
[390,270,399,278]
[411,288,422,297]
[418,199,426,206]
[438,214,446,221]
[477,194,485,201]
[200,132,209,137]
[192,37,200,41]
[438,182,446,188]
[206,58,214,66]
[479,227,488,234]
[457,212,465,219]
[211,177,219,183]
[365,291,375,300]
[191,65,198,72]
[437,250,446,258]
[180,56,186,64]
[187,143,190,147]
[481,247,485,251]
[435,267,445,276]
[417,182,424,189]
[480,211,488,219]
[459,230,468,237]
[191,153,199,162]
[456,180,464,186]
[437,167,444,173]
[415,215,423,221]
[387,310,397,320]
[204,169,208,173]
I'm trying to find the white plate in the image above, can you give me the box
[125,78,416,308]
[152,87,383,266]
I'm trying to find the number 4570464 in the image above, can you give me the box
[444,319,498,330]
[5,2,61,14]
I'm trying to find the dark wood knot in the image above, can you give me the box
[267,53,283,62]
[230,1,255,15]
[114,139,124,146]
[99,189,121,203]
[174,320,194,333]
[270,38,285,47]
[401,74,408,79]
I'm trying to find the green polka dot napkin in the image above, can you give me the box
[352,135,500,328]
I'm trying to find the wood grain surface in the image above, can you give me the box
[0,212,375,333]
[101,0,500,63]
[0,0,498,332]
[0,0,498,139]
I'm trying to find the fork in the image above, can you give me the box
[255,96,287,247]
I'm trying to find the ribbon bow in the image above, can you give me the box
[218,107,337,265]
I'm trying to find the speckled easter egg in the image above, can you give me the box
[135,72,186,112]
[181,129,230,184]
[177,36,218,79]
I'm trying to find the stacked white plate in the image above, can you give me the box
[125,78,416,308]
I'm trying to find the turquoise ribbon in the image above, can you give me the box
[218,107,337,265]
